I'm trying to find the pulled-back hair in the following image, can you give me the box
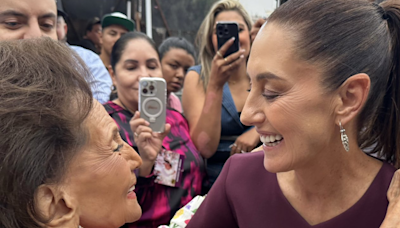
[268,0,400,166]
[0,38,93,227]
[196,0,252,90]
[158,37,196,62]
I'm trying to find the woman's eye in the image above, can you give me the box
[126,66,137,71]
[169,64,178,69]
[113,144,123,152]
[262,90,280,100]
[148,64,157,70]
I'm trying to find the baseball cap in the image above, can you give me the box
[56,0,68,20]
[86,17,101,32]
[101,12,135,31]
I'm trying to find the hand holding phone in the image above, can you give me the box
[216,21,240,57]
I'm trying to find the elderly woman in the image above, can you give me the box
[187,0,400,227]
[0,38,142,228]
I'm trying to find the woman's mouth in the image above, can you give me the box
[260,134,283,147]
[170,82,182,90]
[127,185,137,199]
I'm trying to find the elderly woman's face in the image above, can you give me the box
[112,38,163,107]
[241,23,337,173]
[65,101,142,228]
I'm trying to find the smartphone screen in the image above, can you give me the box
[216,22,240,58]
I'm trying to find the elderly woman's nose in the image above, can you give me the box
[122,144,142,170]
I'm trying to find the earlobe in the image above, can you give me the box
[335,73,370,125]
[35,185,79,228]
[109,67,117,86]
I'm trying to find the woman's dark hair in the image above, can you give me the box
[0,38,93,227]
[111,31,159,71]
[268,0,400,166]
[158,37,196,62]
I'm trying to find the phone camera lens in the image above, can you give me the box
[141,81,148,87]
[149,85,155,90]
[142,88,148,94]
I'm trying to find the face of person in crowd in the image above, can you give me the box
[0,0,57,40]
[161,48,195,93]
[87,23,102,46]
[241,23,338,173]
[111,38,163,107]
[64,101,142,228]
[102,25,128,56]
[212,10,251,58]
[56,16,67,42]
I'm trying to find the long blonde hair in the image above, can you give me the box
[196,0,252,90]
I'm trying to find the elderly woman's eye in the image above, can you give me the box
[113,144,123,152]
[263,90,280,100]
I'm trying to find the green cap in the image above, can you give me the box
[101,12,135,31]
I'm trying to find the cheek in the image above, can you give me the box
[239,31,251,51]
[212,34,218,52]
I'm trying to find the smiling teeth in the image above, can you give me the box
[260,134,283,144]
[128,185,135,193]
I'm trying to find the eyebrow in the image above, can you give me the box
[256,72,285,82]
[38,13,57,20]
[0,10,27,19]
[146,58,159,63]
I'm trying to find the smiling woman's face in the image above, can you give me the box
[64,101,142,228]
[241,23,338,173]
[111,38,163,109]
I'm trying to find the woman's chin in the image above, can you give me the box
[125,203,142,224]
[263,157,292,173]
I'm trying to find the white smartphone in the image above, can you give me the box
[139,77,167,133]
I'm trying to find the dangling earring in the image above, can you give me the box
[339,120,349,152]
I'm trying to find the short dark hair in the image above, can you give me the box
[111,31,159,71]
[0,38,93,228]
[85,17,101,33]
[158,37,196,62]
[268,0,400,166]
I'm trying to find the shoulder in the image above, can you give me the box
[376,162,396,187]
[69,45,100,62]
[103,101,123,115]
[188,65,202,74]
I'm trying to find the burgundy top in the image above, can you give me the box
[187,151,395,228]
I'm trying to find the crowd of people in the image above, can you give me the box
[2,0,400,227]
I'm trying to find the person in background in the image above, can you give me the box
[0,37,143,228]
[250,17,267,43]
[78,17,102,54]
[56,9,112,104]
[158,37,196,113]
[100,12,135,68]
[182,0,259,192]
[187,0,400,227]
[104,32,204,228]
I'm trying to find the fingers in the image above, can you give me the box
[217,37,236,57]
[250,17,267,42]
[388,169,400,202]
[229,143,249,156]
[153,123,171,139]
[130,111,150,136]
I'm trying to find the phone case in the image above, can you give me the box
[139,77,167,133]
[216,22,240,58]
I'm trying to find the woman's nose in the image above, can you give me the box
[123,143,142,171]
[240,91,265,127]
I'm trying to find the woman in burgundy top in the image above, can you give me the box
[187,0,400,227]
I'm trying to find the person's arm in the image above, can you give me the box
[69,46,112,104]
[186,157,239,228]
[380,170,400,228]
[182,39,245,159]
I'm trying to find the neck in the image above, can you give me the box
[278,142,380,199]
[114,98,138,114]
[100,51,110,68]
